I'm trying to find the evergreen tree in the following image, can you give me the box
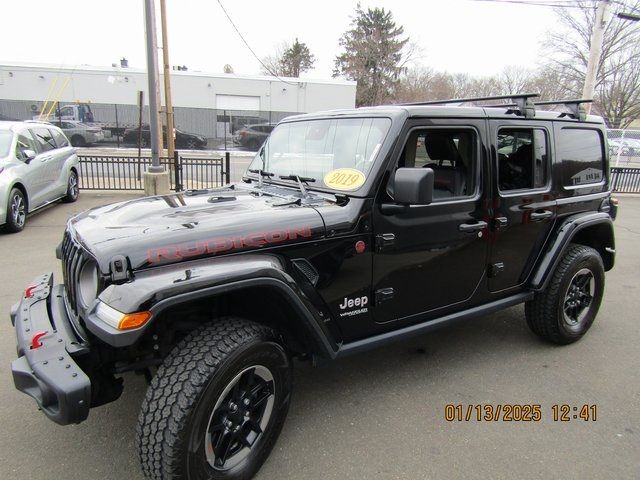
[334,4,409,106]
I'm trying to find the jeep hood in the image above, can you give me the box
[69,185,328,273]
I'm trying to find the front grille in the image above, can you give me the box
[61,230,88,316]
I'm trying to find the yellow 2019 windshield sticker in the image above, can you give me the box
[323,168,366,191]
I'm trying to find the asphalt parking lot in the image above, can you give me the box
[0,192,638,480]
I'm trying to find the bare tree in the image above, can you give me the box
[543,0,640,127]
[260,42,289,76]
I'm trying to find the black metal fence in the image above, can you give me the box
[78,151,231,191]
[611,167,640,193]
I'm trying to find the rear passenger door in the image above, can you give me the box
[488,121,556,292]
[49,127,73,194]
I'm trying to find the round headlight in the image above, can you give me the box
[78,262,99,307]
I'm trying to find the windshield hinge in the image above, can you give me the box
[110,255,130,282]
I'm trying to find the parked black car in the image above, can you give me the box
[123,124,208,150]
[233,123,275,150]
[11,94,617,480]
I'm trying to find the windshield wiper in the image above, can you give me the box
[279,174,316,198]
[248,169,274,188]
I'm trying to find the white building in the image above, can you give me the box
[0,62,355,112]
[0,62,357,140]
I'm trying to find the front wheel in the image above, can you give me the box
[4,188,27,233]
[525,244,605,344]
[137,318,292,480]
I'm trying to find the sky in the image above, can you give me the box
[1,0,564,79]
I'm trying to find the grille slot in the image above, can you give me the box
[61,231,88,316]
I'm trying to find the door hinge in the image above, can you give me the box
[488,262,504,278]
[375,287,394,305]
[375,233,396,252]
[493,217,508,230]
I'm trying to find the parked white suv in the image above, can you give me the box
[0,121,80,233]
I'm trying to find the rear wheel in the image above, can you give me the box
[4,188,27,233]
[137,318,292,480]
[70,135,86,147]
[63,170,79,203]
[525,244,605,344]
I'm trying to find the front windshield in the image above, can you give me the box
[0,131,13,157]
[248,117,391,192]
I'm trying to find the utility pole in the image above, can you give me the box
[582,0,611,114]
[143,0,170,194]
[159,0,175,160]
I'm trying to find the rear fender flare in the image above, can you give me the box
[529,212,615,292]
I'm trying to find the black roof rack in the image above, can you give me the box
[534,99,593,121]
[399,93,540,118]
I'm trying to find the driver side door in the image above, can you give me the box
[14,129,48,208]
[372,119,490,325]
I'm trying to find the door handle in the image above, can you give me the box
[530,210,553,221]
[458,220,488,233]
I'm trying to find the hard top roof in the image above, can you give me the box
[281,104,605,125]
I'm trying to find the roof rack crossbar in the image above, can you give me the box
[399,92,539,107]
[399,93,539,118]
[534,99,593,121]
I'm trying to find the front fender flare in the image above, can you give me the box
[86,254,339,357]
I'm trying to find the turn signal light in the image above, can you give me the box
[118,311,152,330]
[95,302,152,331]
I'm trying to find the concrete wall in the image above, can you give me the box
[0,63,356,113]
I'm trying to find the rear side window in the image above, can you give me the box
[31,127,57,152]
[498,128,548,191]
[559,128,605,187]
[51,128,70,148]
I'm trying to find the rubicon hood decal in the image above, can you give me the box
[69,185,328,272]
[147,226,313,265]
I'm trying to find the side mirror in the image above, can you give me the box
[23,149,37,163]
[393,167,434,205]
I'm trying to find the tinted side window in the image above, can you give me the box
[15,131,38,161]
[498,128,548,191]
[31,127,57,152]
[59,106,74,117]
[399,128,476,201]
[51,128,70,148]
[559,128,605,187]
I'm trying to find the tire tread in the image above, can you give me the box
[136,317,278,479]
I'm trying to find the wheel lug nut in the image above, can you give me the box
[243,398,250,406]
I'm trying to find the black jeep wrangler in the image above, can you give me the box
[11,94,617,480]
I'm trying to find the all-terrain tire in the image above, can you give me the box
[136,317,292,480]
[525,244,605,345]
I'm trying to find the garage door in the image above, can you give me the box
[216,95,260,111]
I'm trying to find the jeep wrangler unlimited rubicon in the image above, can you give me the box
[11,94,617,479]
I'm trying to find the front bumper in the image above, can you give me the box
[10,273,91,425]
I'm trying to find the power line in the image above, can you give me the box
[467,0,596,8]
[215,0,298,85]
